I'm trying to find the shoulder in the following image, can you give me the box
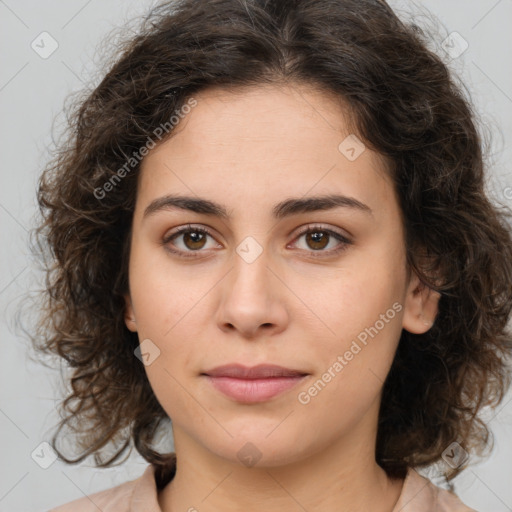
[394,468,478,512]
[48,464,157,512]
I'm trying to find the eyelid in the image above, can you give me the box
[288,223,353,257]
[289,223,352,243]
[162,223,353,258]
[162,223,220,246]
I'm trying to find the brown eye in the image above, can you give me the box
[291,225,353,257]
[162,225,219,258]
[305,230,330,250]
[181,230,207,250]
[162,223,352,260]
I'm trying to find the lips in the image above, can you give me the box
[202,363,308,379]
[201,364,309,403]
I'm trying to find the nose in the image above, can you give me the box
[214,244,289,339]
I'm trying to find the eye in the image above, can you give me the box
[162,224,220,258]
[289,224,352,258]
[161,223,353,259]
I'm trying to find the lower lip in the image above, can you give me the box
[204,375,308,403]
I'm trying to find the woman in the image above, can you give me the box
[29,0,512,510]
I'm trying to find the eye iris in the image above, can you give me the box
[184,231,206,250]
[177,228,335,252]
[307,231,329,250]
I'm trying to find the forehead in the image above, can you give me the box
[136,83,397,222]
[149,83,365,162]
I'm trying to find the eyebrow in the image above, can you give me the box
[143,193,373,220]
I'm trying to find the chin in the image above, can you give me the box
[203,428,309,469]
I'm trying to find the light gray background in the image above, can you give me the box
[1,1,511,510]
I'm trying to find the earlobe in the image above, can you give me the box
[124,294,137,332]
[402,272,441,334]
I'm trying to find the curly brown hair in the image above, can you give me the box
[22,0,512,483]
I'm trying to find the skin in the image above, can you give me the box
[124,82,441,512]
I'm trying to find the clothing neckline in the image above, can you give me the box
[131,455,474,512]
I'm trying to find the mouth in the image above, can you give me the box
[201,364,309,403]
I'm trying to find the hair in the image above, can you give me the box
[22,0,512,485]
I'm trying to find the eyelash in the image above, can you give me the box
[161,224,353,259]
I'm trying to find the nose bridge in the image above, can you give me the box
[219,229,285,316]
[230,233,272,291]
[213,218,292,337]
[226,205,273,272]
[219,201,285,292]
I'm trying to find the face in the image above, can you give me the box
[124,83,440,468]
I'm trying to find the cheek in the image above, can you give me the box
[143,363,192,427]
[306,257,403,341]
[128,243,205,336]
[303,256,405,395]
[296,303,403,436]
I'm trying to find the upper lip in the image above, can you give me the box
[202,364,308,379]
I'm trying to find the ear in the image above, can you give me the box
[124,293,137,332]
[402,271,441,334]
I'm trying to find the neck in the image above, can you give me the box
[158,429,405,512]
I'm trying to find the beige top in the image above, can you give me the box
[49,459,477,512]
